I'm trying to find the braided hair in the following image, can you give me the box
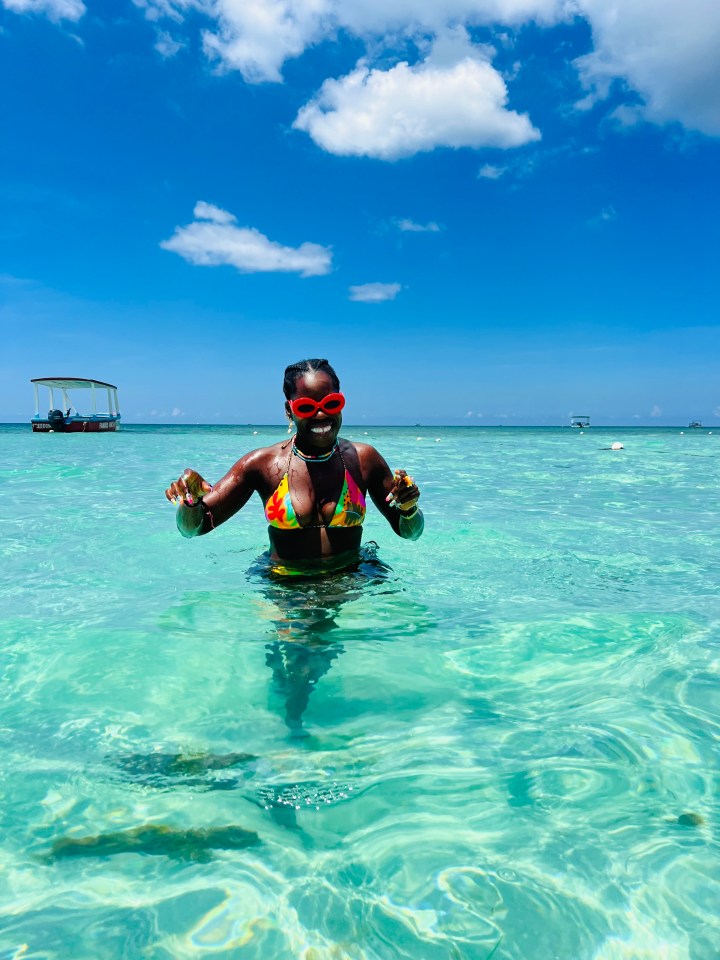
[283,359,340,399]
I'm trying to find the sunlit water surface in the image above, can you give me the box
[1,424,718,960]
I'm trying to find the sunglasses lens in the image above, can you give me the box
[323,398,343,412]
[294,401,317,416]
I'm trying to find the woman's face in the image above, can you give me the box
[287,370,342,450]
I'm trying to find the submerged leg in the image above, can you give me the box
[265,638,342,735]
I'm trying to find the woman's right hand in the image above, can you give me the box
[165,469,213,507]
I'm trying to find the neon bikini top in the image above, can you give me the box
[265,445,366,530]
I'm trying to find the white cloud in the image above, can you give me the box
[650,404,662,417]
[193,200,237,223]
[161,203,332,277]
[293,45,540,159]
[478,163,506,179]
[575,0,720,136]
[607,104,645,129]
[133,0,201,25]
[714,406,720,418]
[154,29,185,58]
[199,0,331,84]
[349,282,402,302]
[138,1,568,83]
[137,0,720,138]
[172,406,184,417]
[397,218,441,232]
[337,0,566,36]
[2,0,85,19]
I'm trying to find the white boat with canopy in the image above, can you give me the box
[31,377,121,432]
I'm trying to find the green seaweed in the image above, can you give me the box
[116,751,256,778]
[676,812,704,827]
[112,751,257,791]
[48,824,260,863]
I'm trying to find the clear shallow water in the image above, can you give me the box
[1,423,718,960]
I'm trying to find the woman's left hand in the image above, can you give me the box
[386,469,420,512]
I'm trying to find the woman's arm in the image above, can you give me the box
[358,444,424,541]
[166,449,264,538]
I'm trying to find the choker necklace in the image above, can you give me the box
[292,440,338,463]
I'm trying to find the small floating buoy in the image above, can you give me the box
[611,441,624,450]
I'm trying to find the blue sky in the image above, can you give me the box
[1,0,718,425]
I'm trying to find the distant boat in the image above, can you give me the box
[688,420,702,429]
[570,415,590,428]
[31,377,121,432]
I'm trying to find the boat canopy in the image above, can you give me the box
[31,377,121,418]
[31,377,118,390]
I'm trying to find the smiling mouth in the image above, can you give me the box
[309,422,334,435]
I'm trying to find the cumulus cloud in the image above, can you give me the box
[714,406,720,418]
[196,0,330,84]
[161,202,332,277]
[650,404,662,417]
[2,0,85,19]
[138,0,567,83]
[293,45,540,159]
[135,0,720,139]
[349,282,402,302]
[575,0,720,136]
[396,218,441,232]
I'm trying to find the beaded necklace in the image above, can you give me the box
[287,439,344,528]
[291,440,338,463]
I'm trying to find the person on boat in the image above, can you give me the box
[165,358,424,575]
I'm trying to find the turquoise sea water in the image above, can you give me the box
[1,423,718,960]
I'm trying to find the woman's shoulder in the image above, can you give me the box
[340,439,387,473]
[230,439,292,473]
[341,437,373,456]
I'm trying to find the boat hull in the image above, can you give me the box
[31,419,119,432]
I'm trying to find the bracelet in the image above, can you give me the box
[399,505,419,520]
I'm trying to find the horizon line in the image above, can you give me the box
[2,421,715,430]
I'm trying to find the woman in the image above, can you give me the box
[165,359,424,576]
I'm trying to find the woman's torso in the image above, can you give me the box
[257,438,366,564]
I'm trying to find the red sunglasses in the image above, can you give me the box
[290,392,345,419]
